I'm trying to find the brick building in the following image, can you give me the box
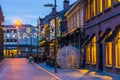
[0,6,4,61]
[84,0,120,75]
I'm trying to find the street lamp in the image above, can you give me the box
[44,0,57,73]
[13,20,22,57]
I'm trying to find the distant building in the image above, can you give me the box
[0,5,4,61]
[4,24,38,57]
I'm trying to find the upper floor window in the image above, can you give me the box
[91,35,97,64]
[77,12,80,28]
[105,0,111,9]
[97,0,102,13]
[86,0,91,20]
[91,0,96,17]
[70,17,73,31]
[114,0,120,3]
[115,31,120,68]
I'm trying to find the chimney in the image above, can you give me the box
[63,0,69,9]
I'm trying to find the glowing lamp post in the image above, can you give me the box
[13,20,22,57]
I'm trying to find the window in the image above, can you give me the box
[73,14,76,28]
[77,12,80,28]
[114,0,120,3]
[91,0,96,17]
[105,0,111,9]
[80,8,83,26]
[97,0,102,13]
[91,36,96,64]
[115,31,120,68]
[71,17,73,31]
[86,44,91,64]
[86,0,90,20]
[106,42,112,66]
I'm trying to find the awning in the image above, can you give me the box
[97,28,111,44]
[106,27,120,42]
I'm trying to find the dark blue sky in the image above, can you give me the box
[0,0,76,26]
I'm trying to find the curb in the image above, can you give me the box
[33,63,62,80]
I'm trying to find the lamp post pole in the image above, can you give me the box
[54,0,57,73]
[37,30,39,63]
[44,0,57,73]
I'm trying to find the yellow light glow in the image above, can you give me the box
[13,20,22,27]
[4,50,17,57]
[106,42,112,66]
[39,41,45,45]
[86,0,90,20]
[91,0,96,17]
[86,44,91,64]
[115,31,120,67]
[115,0,120,3]
[105,0,111,9]
[91,36,96,64]
[97,0,102,13]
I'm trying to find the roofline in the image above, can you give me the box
[65,0,83,16]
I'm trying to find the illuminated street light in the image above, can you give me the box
[14,20,22,27]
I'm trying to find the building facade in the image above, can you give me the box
[62,0,84,49]
[84,0,120,75]
[4,25,38,57]
[38,0,72,59]
[0,6,4,61]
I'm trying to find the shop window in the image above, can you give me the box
[97,0,102,13]
[91,36,96,64]
[86,0,90,20]
[105,0,111,9]
[86,44,91,64]
[106,42,112,66]
[115,31,120,68]
[114,0,120,3]
[91,0,96,17]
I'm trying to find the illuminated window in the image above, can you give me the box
[86,0,90,20]
[115,31,120,68]
[97,0,102,13]
[91,0,96,17]
[86,44,91,64]
[56,18,61,37]
[105,0,111,9]
[114,0,120,3]
[91,36,96,64]
[106,42,112,66]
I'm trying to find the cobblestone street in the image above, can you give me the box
[0,58,59,80]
